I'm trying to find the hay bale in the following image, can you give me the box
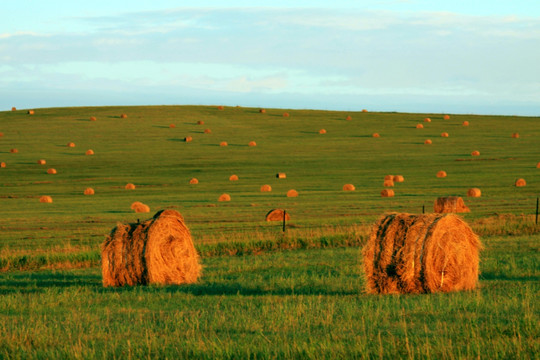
[0,132,3,137]
[512,133,519,138]
[515,178,526,187]
[441,132,449,137]
[220,141,228,147]
[393,175,404,183]
[471,150,480,156]
[537,162,540,169]
[67,142,76,148]
[37,159,46,165]
[47,168,57,175]
[362,212,481,294]
[343,184,355,191]
[85,149,94,155]
[101,209,201,287]
[0,162,5,168]
[424,118,431,122]
[434,196,470,213]
[319,129,326,134]
[11,107,16,111]
[287,189,298,197]
[283,112,290,117]
[39,195,53,203]
[125,183,136,190]
[84,188,95,195]
[384,175,394,181]
[90,116,97,121]
[189,178,198,185]
[131,201,150,213]
[443,115,450,120]
[217,105,224,110]
[467,188,481,197]
[28,110,35,115]
[436,171,447,178]
[248,141,257,147]
[346,115,352,121]
[229,174,239,181]
[10,149,18,153]
[416,124,424,129]
[362,109,368,113]
[197,120,204,125]
[462,121,469,126]
[381,189,394,197]
[218,193,231,202]
[424,139,432,145]
[372,133,380,138]
[266,209,290,222]
[204,128,211,134]
[276,172,286,179]
[184,136,193,142]
[120,114,128,119]
[261,184,272,192]
[169,124,176,128]
[259,109,266,113]
[383,179,394,187]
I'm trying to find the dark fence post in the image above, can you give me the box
[283,210,287,232]
[422,204,425,214]
[536,197,539,225]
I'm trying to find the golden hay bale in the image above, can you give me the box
[218,193,231,202]
[276,172,286,179]
[434,196,470,213]
[346,115,352,121]
[11,107,16,111]
[67,142,76,148]
[471,150,480,156]
[283,112,290,117]
[204,128,211,134]
[441,132,449,137]
[37,159,46,165]
[85,149,94,155]
[197,120,204,125]
[343,184,355,191]
[10,148,18,154]
[184,136,193,142]
[39,195,53,203]
[443,115,450,120]
[384,175,394,181]
[512,133,519,138]
[0,162,5,168]
[120,114,128,118]
[217,105,224,110]
[189,178,199,185]
[462,121,469,126]
[393,175,404,183]
[416,124,424,129]
[515,178,526,187]
[537,162,540,168]
[90,116,97,121]
[220,141,228,147]
[436,170,447,178]
[424,139,432,145]
[248,141,257,147]
[28,110,35,115]
[362,212,481,294]
[84,188,95,195]
[169,124,176,128]
[467,188,481,197]
[229,174,239,181]
[372,133,380,138]
[259,109,266,113]
[125,183,136,190]
[0,132,3,137]
[47,168,57,175]
[383,179,394,187]
[261,184,272,192]
[424,117,431,122]
[319,129,326,134]
[362,109,368,113]
[131,201,150,213]
[266,209,290,222]
[101,209,201,287]
[381,189,395,197]
[287,189,298,197]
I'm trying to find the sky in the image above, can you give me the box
[1,0,539,115]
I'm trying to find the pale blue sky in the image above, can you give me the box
[1,1,539,115]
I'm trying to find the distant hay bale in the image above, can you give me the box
[434,196,470,213]
[197,120,204,125]
[443,115,450,120]
[39,195,53,203]
[204,129,211,134]
[424,139,432,144]
[436,171,447,178]
[319,129,326,134]
[416,124,424,129]
[90,116,97,121]
[67,142,76,148]
[0,132,3,137]
[393,175,404,183]
[0,162,5,168]
[362,212,481,294]
[11,107,16,111]
[184,136,193,142]
[283,112,290,117]
[101,209,201,287]
[287,189,298,197]
[47,168,57,175]
[346,115,352,121]
[85,149,94,155]
[10,148,18,153]
[120,114,128,119]
[84,188,95,195]
[276,172,286,179]
[266,209,290,222]
[381,189,394,197]
[471,150,480,156]
[362,109,368,113]
[218,193,231,202]
[131,201,150,213]
[220,141,228,146]
[383,179,394,187]
[169,124,176,128]
[462,121,469,126]
[259,109,266,113]
[261,184,272,192]
[515,178,526,187]
[511,133,519,138]
[37,159,46,165]
[28,110,35,115]
[537,162,540,168]
[441,132,449,137]
[217,105,224,110]
[384,175,394,181]
[125,183,136,190]
[248,141,257,147]
[189,178,199,185]
[229,174,239,181]
[467,188,481,197]
[424,118,431,122]
[372,133,380,138]
[343,184,355,191]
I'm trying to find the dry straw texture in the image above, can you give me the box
[276,173,286,179]
[85,149,94,155]
[381,189,394,197]
[220,141,228,147]
[434,196,470,213]
[125,183,136,190]
[424,139,432,145]
[424,118,431,122]
[287,189,298,197]
[101,209,201,287]
[39,195,53,203]
[343,184,355,191]
[515,178,526,187]
[436,171,447,178]
[362,213,481,294]
[37,159,46,165]
[266,209,291,222]
[467,188,481,197]
[189,178,199,185]
[319,129,326,134]
[471,151,480,156]
[10,149,18,153]
[218,194,231,202]
[416,124,424,129]
[512,133,520,138]
[441,132,449,137]
[131,201,150,213]
[463,121,469,126]
[229,174,239,181]
[84,188,95,195]
[383,179,394,187]
[443,115,451,120]
[248,141,257,147]
[47,168,57,175]
[90,116,97,121]
[184,136,193,142]
[260,184,272,192]
[120,114,128,118]
[372,133,380,138]
[393,175,404,183]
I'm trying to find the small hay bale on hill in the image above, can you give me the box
[67,142,76,148]
[220,141,228,147]
[436,171,447,178]
[11,107,16,111]
[261,184,272,192]
[537,162,540,168]
[248,141,257,147]
[169,124,176,129]
[467,188,481,197]
[47,168,57,174]
[416,124,424,129]
[37,159,46,165]
[372,133,380,138]
[515,178,526,187]
[512,133,519,138]
[346,115,352,121]
[39,195,53,203]
[424,139,432,144]
[393,175,404,183]
[384,175,394,181]
[131,201,150,213]
[283,112,290,117]
[86,149,94,155]
[434,196,470,213]
[90,116,97,121]
[343,184,355,191]
[266,209,290,222]
[229,174,239,181]
[441,132,449,138]
[381,189,394,197]
[287,189,298,197]
[276,173,286,179]
[10,149,18,154]
[259,109,266,114]
[204,129,211,134]
[101,209,201,287]
[125,183,136,190]
[120,114,128,119]
[217,105,224,110]
[28,110,35,115]
[424,118,431,122]
[189,178,198,185]
[362,109,368,113]
[362,212,481,294]
[84,188,95,195]
[319,129,326,134]
[197,120,204,125]
[471,151,480,156]
[383,179,394,187]
[1,162,6,168]
[462,121,469,126]
[184,136,193,142]
[443,115,450,120]
[218,193,231,202]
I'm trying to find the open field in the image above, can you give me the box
[0,105,539,358]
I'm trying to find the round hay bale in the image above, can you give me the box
[416,124,424,129]
[28,110,35,115]
[189,178,198,185]
[39,195,53,203]
[67,142,76,148]
[229,174,239,181]
[204,128,211,134]
[85,149,94,155]
[259,109,266,114]
[362,212,481,294]
[101,209,201,287]
[424,118,431,122]
[184,136,193,142]
[436,171,447,178]
[372,133,380,138]
[362,109,368,113]
[10,148,18,154]
[537,162,540,168]
[47,168,57,175]
[84,188,95,195]
[220,141,228,147]
[37,159,46,165]
[0,162,6,168]
[217,105,224,110]
[424,139,432,145]
[276,172,286,179]
[218,193,231,202]
[248,141,257,147]
[131,201,150,213]
[383,179,394,187]
[265,209,290,222]
[511,133,519,138]
[346,115,352,121]
[90,116,97,121]
[343,184,355,191]
[441,132,449,138]
[434,196,470,213]
[287,189,298,197]
[515,178,526,187]
[197,120,204,125]
[467,188,481,197]
[393,175,404,183]
[319,129,326,134]
[169,124,176,128]
[120,114,128,119]
[471,150,480,156]
[381,189,394,197]
[125,183,136,190]
[443,115,450,120]
[283,112,290,117]
[384,175,394,181]
[0,132,3,137]
[261,184,272,192]
[11,107,16,111]
[462,121,469,126]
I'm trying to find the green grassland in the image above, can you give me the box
[0,105,539,358]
